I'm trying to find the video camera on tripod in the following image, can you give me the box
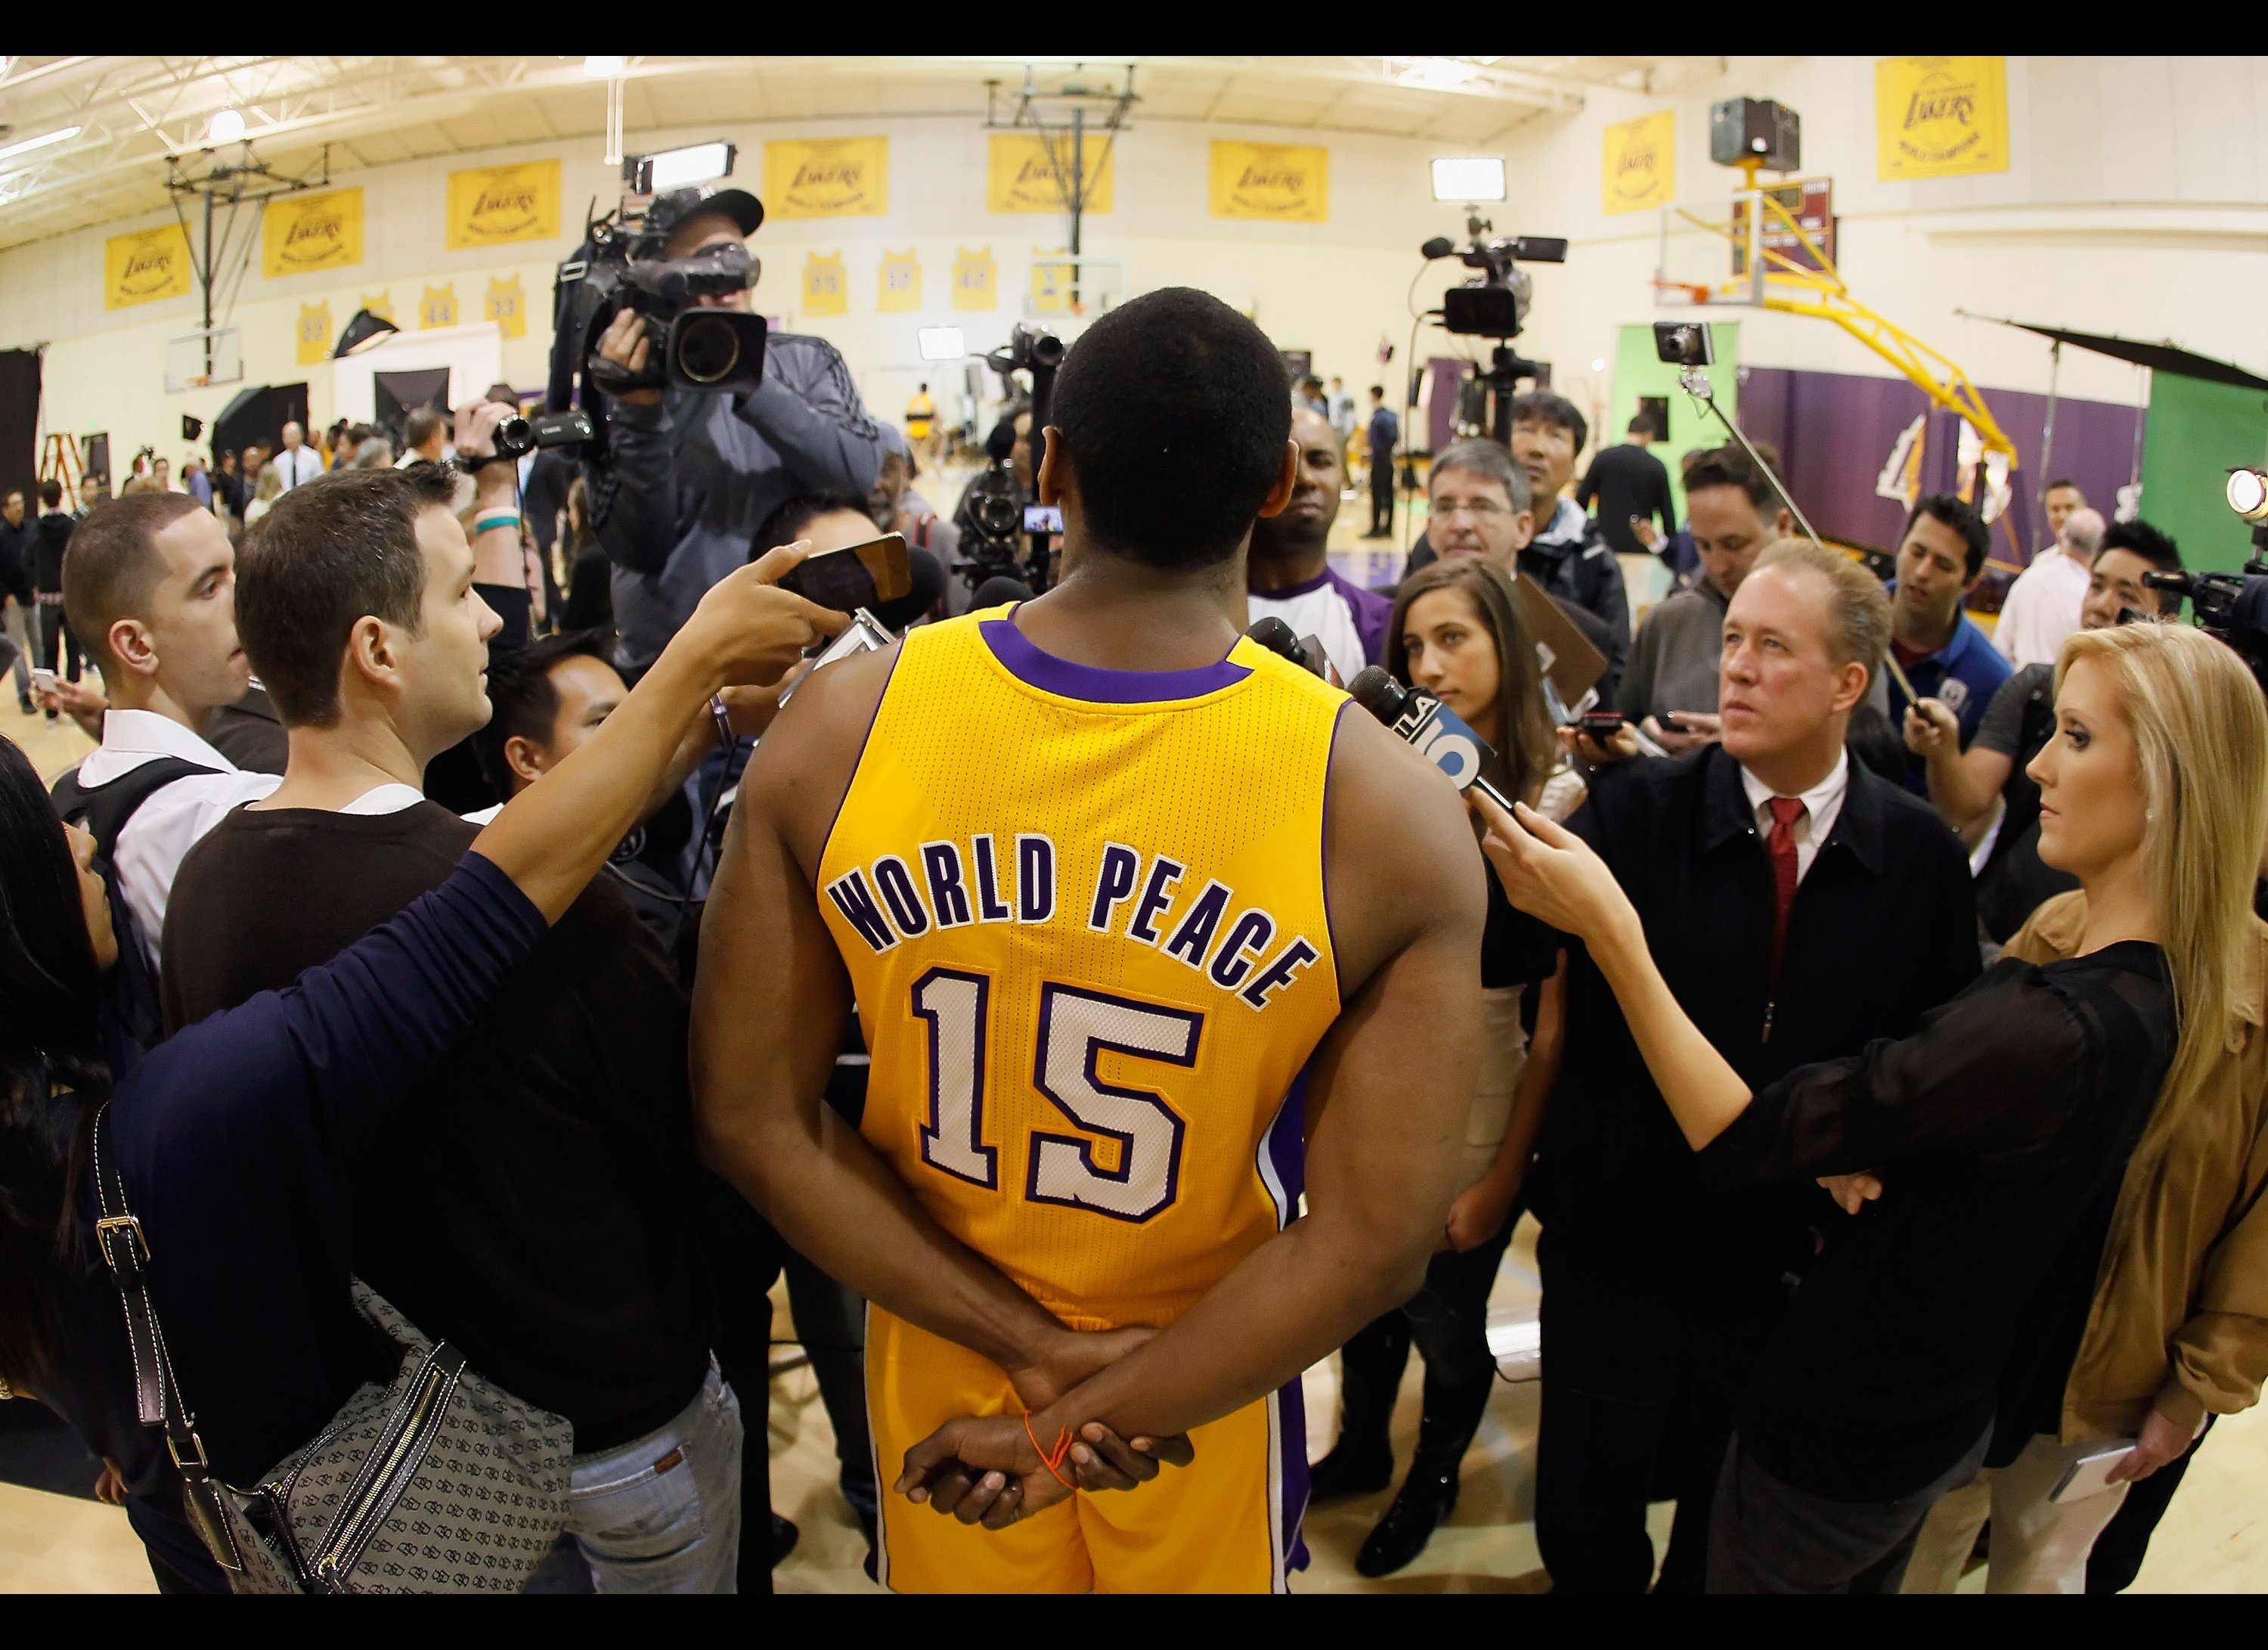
[1420,219,1568,442]
[955,324,1063,594]
[2134,467,2268,691]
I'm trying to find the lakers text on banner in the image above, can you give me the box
[1876,56,2009,181]
[952,247,997,312]
[262,188,364,278]
[988,134,1115,215]
[803,252,849,316]
[446,160,561,252]
[1210,141,1328,223]
[764,138,889,219]
[1602,110,1675,216]
[878,250,921,312]
[104,222,193,310]
[296,302,333,364]
[485,274,528,340]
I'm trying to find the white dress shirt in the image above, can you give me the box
[79,709,283,964]
[273,445,324,490]
[1992,547,2090,669]
[1738,747,1851,885]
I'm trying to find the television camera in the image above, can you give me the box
[2135,467,2268,692]
[956,324,1063,594]
[1421,219,1568,442]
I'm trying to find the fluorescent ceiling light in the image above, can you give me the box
[1399,57,1481,89]
[918,327,967,362]
[1430,157,1505,203]
[0,125,81,164]
[584,55,626,78]
[209,108,246,144]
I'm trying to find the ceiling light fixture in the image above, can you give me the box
[1398,57,1482,90]
[209,108,246,144]
[0,125,82,165]
[584,55,626,78]
[1430,157,1506,203]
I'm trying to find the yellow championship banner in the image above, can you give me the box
[764,137,888,219]
[987,133,1114,215]
[103,222,193,310]
[951,247,996,311]
[802,251,848,316]
[1210,141,1328,223]
[1876,56,2009,181]
[296,302,332,364]
[877,249,921,312]
[485,274,528,340]
[445,160,561,252]
[262,188,364,278]
[1602,110,1675,216]
[420,284,458,329]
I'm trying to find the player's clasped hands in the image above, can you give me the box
[896,1416,1196,1531]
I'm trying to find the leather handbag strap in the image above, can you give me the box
[90,1104,247,1574]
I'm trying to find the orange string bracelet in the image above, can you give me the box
[1024,1411,1076,1489]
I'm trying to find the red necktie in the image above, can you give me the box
[1767,796,1807,982]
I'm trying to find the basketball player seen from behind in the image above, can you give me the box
[695,287,1486,1593]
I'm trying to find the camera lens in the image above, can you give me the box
[675,315,741,386]
[494,415,533,458]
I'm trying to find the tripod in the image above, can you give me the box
[1478,343,1539,444]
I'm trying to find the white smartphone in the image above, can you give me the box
[30,666,57,696]
[2048,1438,2135,1503]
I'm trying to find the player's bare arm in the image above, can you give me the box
[899,706,1487,1524]
[693,643,1160,1411]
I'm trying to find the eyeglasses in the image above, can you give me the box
[1433,498,1513,521]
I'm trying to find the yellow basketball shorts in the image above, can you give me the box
[866,1306,1311,1593]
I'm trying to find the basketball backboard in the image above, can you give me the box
[166,326,243,393]
[1027,256,1126,321]
[1655,193,1765,309]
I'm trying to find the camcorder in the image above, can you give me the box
[494,409,595,460]
[2134,467,2268,692]
[1424,217,1566,340]
[955,324,1064,594]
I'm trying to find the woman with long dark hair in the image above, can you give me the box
[1479,621,2267,1591]
[0,552,839,1592]
[1306,555,1576,1575]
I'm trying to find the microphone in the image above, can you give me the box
[970,573,1035,610]
[1420,236,1458,260]
[1346,665,1517,811]
[1244,616,1337,684]
[870,547,947,629]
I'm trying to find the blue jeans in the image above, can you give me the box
[532,1361,744,1593]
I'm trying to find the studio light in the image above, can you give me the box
[625,141,736,197]
[917,326,968,362]
[209,108,246,144]
[1430,157,1506,203]
[2229,467,2268,525]
[333,309,401,359]
[0,125,82,164]
[583,55,626,78]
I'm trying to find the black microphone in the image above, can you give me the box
[1421,235,1458,260]
[1244,616,1335,682]
[870,547,947,630]
[970,574,1035,610]
[1347,665,1517,811]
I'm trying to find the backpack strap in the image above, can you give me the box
[90,1103,246,1574]
[51,756,221,848]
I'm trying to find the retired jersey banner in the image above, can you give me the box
[360,291,395,324]
[988,133,1114,215]
[485,274,528,340]
[764,138,888,219]
[877,249,921,312]
[1876,56,2009,181]
[1602,110,1675,216]
[420,284,458,329]
[445,160,560,252]
[296,301,333,364]
[802,251,848,316]
[1210,141,1328,223]
[262,188,364,278]
[103,222,193,310]
[951,247,996,312]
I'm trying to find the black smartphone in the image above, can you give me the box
[1578,711,1627,739]
[1659,712,1690,734]
[774,532,912,613]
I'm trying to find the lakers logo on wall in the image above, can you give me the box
[420,284,458,329]
[447,160,560,252]
[1602,111,1675,216]
[262,188,364,278]
[987,134,1115,215]
[1210,141,1328,223]
[485,275,528,340]
[103,222,193,310]
[878,250,921,312]
[952,248,996,312]
[803,252,848,317]
[296,302,333,365]
[765,138,888,219]
[1876,56,2009,181]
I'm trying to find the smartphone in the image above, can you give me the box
[2049,1438,2135,1503]
[1659,712,1690,734]
[1577,711,1626,739]
[1022,503,1064,534]
[30,667,57,696]
[774,532,912,613]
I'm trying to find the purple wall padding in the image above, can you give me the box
[1737,365,2143,561]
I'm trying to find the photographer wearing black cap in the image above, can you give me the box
[583,185,888,673]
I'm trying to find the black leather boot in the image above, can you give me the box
[1311,1313,1408,1503]
[1354,1372,1492,1577]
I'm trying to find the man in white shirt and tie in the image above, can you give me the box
[271,420,324,491]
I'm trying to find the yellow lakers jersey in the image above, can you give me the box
[816,606,1346,1332]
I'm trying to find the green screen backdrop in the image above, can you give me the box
[2139,374,2268,575]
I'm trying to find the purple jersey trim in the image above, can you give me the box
[980,613,1250,703]
[1265,1068,1311,1577]
[1253,568,1336,598]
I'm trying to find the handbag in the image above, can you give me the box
[92,1105,572,1593]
